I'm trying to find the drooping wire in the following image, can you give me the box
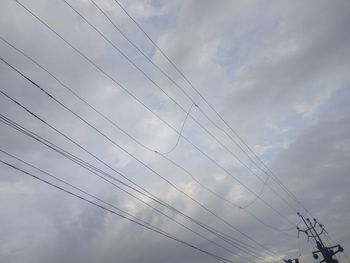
[0,84,289,249]
[0,35,296,239]
[0,113,269,261]
[0,55,270,256]
[84,0,297,213]
[99,1,347,259]
[0,89,278,261]
[0,81,279,261]
[13,0,297,218]
[0,55,291,256]
[160,153,296,238]
[109,0,310,217]
[158,103,195,155]
[61,0,298,214]
[2,0,302,256]
[0,83,270,261]
[0,35,189,156]
[0,39,273,254]
[0,131,258,263]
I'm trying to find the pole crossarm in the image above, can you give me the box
[296,212,344,263]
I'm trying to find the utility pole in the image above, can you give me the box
[297,212,344,263]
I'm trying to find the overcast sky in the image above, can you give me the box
[1,0,350,262]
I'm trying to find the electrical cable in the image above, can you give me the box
[0,159,240,263]
[0,122,258,262]
[0,106,270,261]
[12,0,298,220]
[1,1,336,259]
[85,0,299,214]
[1,1,308,258]
[0,149,263,263]
[0,113,268,261]
[62,0,297,214]
[0,35,296,240]
[158,102,195,155]
[0,55,287,257]
[109,0,312,218]
[160,153,296,238]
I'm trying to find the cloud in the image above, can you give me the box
[0,0,349,262]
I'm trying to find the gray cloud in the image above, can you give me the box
[1,0,349,262]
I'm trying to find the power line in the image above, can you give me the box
[0,114,258,263]
[87,0,193,104]
[0,82,264,257]
[62,0,298,214]
[159,102,195,155]
[0,58,280,257]
[0,48,294,252]
[109,0,311,217]
[0,85,294,244]
[2,1,338,259]
[2,0,310,256]
[0,113,269,261]
[0,35,295,238]
[1,149,266,263]
[85,0,295,213]
[12,0,298,222]
[0,159,240,263]
[0,103,270,260]
[0,55,292,258]
[0,149,170,236]
[160,153,296,238]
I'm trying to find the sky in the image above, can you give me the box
[0,0,350,262]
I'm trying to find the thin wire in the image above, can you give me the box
[110,0,310,216]
[62,0,297,214]
[87,0,293,213]
[13,0,297,218]
[0,36,288,239]
[4,0,300,256]
[0,56,288,257]
[0,149,168,234]
[0,135,257,263]
[160,153,296,238]
[0,36,295,241]
[0,115,268,261]
[0,91,269,262]
[88,0,193,105]
[0,35,171,155]
[0,159,239,263]
[159,102,195,155]
[0,111,268,260]
[11,0,296,226]
[240,174,269,210]
[0,88,266,258]
[1,149,261,263]
[0,100,276,262]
